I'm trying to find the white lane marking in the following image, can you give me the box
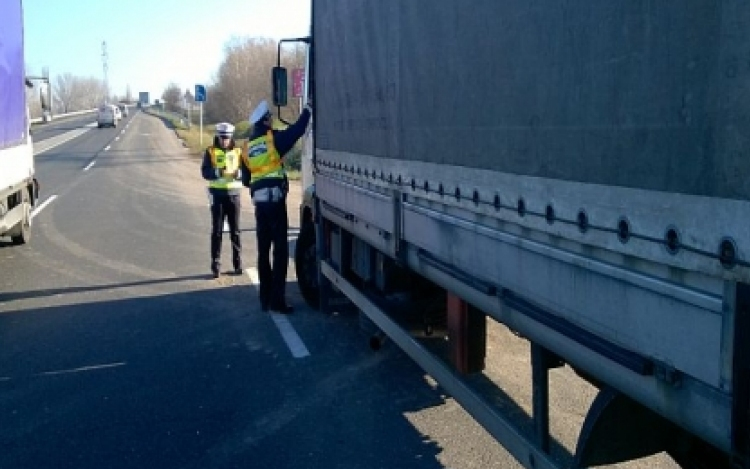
[223,220,230,232]
[115,137,120,141]
[104,145,111,151]
[246,267,310,358]
[39,362,126,376]
[271,314,311,358]
[30,195,58,219]
[33,126,94,155]
[83,160,96,171]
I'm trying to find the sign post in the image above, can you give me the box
[195,84,206,146]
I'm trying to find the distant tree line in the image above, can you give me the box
[25,68,135,118]
[160,37,306,130]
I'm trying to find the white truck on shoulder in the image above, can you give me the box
[0,0,38,245]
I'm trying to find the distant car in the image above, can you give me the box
[118,104,129,117]
[97,104,120,128]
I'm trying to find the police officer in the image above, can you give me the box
[201,122,243,278]
[241,100,311,313]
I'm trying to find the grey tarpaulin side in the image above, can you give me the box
[314,0,750,201]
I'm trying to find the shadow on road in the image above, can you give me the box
[0,282,451,469]
[0,274,211,302]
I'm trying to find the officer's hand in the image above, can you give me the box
[305,100,313,113]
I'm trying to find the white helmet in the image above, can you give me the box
[215,122,234,137]
[249,100,270,125]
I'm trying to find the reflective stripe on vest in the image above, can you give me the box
[242,131,285,183]
[208,147,243,190]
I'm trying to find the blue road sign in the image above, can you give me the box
[195,84,206,102]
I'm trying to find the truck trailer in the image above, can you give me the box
[138,91,149,108]
[0,0,38,245]
[274,1,750,467]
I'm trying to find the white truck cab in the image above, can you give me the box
[97,103,120,128]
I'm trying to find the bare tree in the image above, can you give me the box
[54,73,76,113]
[162,82,182,112]
[77,77,107,109]
[184,88,194,105]
[155,37,307,125]
[54,73,107,112]
[204,37,306,125]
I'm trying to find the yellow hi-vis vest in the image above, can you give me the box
[242,131,285,183]
[208,147,243,190]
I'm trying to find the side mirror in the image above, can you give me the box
[272,67,288,107]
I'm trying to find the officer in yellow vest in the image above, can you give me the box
[241,100,311,313]
[201,122,244,278]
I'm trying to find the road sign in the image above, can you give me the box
[292,69,305,98]
[195,84,206,102]
[195,84,206,146]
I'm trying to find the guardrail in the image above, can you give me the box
[30,108,98,124]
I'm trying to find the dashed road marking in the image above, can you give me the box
[39,362,127,376]
[246,267,310,358]
[31,195,57,219]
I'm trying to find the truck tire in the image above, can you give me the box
[10,193,31,245]
[295,221,319,309]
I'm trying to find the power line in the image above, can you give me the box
[102,41,109,103]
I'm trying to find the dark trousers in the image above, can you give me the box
[255,200,289,308]
[210,193,242,272]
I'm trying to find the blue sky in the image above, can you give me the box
[22,0,311,100]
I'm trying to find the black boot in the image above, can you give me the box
[231,233,242,275]
[211,234,222,278]
[269,302,294,314]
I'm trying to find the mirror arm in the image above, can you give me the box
[275,37,312,125]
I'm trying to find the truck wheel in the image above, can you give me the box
[295,221,319,309]
[11,194,31,245]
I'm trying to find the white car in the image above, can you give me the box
[118,104,129,117]
[97,104,120,128]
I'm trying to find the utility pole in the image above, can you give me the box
[101,41,109,104]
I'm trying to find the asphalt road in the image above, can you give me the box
[30,111,99,144]
[0,112,679,469]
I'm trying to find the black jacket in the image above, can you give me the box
[201,136,242,196]
[240,108,311,192]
